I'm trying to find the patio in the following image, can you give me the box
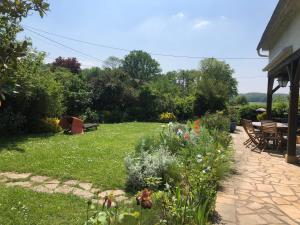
[215,126,300,225]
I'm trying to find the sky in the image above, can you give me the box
[20,0,289,94]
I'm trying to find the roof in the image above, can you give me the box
[257,0,300,51]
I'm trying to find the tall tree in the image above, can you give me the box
[0,0,49,105]
[123,50,161,81]
[198,58,238,101]
[103,56,123,69]
[52,57,81,74]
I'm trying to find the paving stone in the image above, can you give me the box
[237,214,267,225]
[73,188,94,199]
[277,205,300,220]
[271,197,291,205]
[247,202,263,210]
[99,190,125,198]
[251,191,269,197]
[216,195,235,205]
[54,185,73,194]
[4,172,31,180]
[256,184,274,192]
[274,186,295,196]
[6,181,32,188]
[277,215,299,225]
[260,214,282,224]
[215,203,236,223]
[115,196,128,202]
[30,175,50,183]
[45,179,60,184]
[0,177,8,183]
[44,183,59,190]
[78,182,92,191]
[236,207,254,215]
[64,180,78,186]
[32,185,53,193]
[90,188,101,193]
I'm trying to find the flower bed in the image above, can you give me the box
[85,115,233,225]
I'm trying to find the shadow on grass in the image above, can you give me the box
[0,133,56,153]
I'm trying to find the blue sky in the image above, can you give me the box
[21,0,288,93]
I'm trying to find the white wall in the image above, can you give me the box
[269,13,300,62]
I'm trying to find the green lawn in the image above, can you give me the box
[0,122,162,189]
[0,185,87,225]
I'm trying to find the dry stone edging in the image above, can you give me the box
[0,172,130,204]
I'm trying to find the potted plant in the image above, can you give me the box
[227,107,239,133]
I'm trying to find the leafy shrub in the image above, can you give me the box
[257,112,267,121]
[82,108,99,123]
[238,104,264,121]
[159,112,176,123]
[125,147,179,192]
[29,118,62,133]
[201,112,230,132]
[0,106,26,135]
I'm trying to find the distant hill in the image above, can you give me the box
[240,92,289,103]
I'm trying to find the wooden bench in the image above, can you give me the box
[84,123,99,131]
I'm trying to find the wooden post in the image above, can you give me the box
[266,76,274,119]
[286,61,300,163]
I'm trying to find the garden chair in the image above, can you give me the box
[242,119,263,151]
[261,122,283,152]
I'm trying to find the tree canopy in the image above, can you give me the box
[123,50,161,81]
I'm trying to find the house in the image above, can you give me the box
[257,0,300,163]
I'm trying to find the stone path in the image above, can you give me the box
[215,127,300,225]
[0,172,129,205]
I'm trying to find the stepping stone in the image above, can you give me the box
[73,188,94,199]
[6,181,32,188]
[44,183,59,190]
[64,180,78,186]
[45,179,60,184]
[115,196,128,202]
[99,190,125,198]
[90,188,101,193]
[32,185,53,194]
[0,177,8,183]
[54,185,73,194]
[3,172,31,180]
[78,182,92,191]
[30,176,50,183]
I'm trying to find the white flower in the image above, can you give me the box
[165,182,171,190]
[177,129,183,136]
[196,158,203,163]
[168,122,173,127]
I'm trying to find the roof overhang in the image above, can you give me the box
[257,0,300,52]
[263,46,293,72]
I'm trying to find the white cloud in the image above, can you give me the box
[193,20,211,30]
[219,16,228,20]
[173,12,185,20]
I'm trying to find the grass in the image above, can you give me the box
[0,184,87,225]
[0,122,162,189]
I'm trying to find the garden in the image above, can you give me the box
[1,1,290,224]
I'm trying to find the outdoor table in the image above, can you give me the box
[252,122,288,133]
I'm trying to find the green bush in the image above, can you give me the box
[257,112,267,121]
[238,104,265,121]
[82,108,99,123]
[31,118,62,133]
[159,112,176,123]
[201,112,230,132]
[0,106,26,135]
